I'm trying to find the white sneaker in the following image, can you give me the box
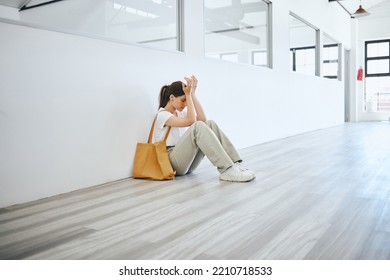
[235,162,256,178]
[220,165,255,182]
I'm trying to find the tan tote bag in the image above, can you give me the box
[132,114,175,180]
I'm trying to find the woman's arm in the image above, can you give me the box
[191,75,207,122]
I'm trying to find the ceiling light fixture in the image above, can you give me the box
[352,1,370,18]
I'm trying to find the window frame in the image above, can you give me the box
[323,43,339,79]
[290,45,316,73]
[365,39,390,78]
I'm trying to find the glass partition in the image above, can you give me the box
[204,0,271,67]
[289,13,318,76]
[0,0,182,52]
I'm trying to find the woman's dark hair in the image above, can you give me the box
[159,81,184,108]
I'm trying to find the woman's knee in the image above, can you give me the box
[205,120,217,127]
[192,120,208,130]
[205,120,215,125]
[191,120,216,130]
[205,120,219,131]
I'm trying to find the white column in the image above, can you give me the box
[349,18,359,122]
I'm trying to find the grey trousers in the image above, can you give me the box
[168,120,241,175]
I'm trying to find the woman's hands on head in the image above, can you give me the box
[182,77,192,96]
[191,75,198,90]
[165,74,205,126]
[182,75,198,96]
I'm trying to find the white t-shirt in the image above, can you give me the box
[152,107,188,146]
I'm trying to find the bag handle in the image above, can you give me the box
[147,110,172,143]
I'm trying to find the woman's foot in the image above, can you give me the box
[235,162,256,178]
[220,165,255,182]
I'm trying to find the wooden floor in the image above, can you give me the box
[1,122,390,260]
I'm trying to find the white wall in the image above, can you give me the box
[357,16,390,121]
[0,0,350,207]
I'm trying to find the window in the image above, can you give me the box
[364,39,390,112]
[365,40,390,77]
[0,0,183,52]
[323,34,340,80]
[204,0,271,67]
[291,46,315,75]
[289,13,319,77]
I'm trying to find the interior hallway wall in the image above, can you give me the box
[0,0,350,207]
